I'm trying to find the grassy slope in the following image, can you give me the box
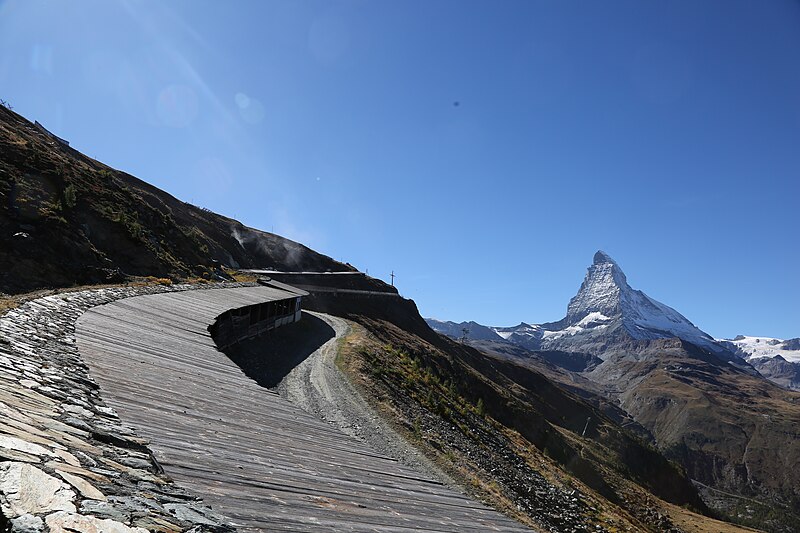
[335,317,762,533]
[607,352,800,531]
[483,336,800,532]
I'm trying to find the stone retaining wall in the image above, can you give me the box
[0,283,252,533]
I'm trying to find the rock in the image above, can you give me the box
[62,404,94,419]
[116,457,152,471]
[51,449,80,467]
[9,513,44,533]
[56,471,106,501]
[79,499,130,523]
[62,417,93,433]
[0,435,53,458]
[130,515,182,533]
[0,462,76,518]
[0,448,41,464]
[45,511,148,533]
[47,462,109,484]
[163,504,219,526]
[0,402,36,426]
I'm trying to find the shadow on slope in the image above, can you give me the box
[220,312,334,388]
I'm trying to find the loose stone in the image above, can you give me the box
[0,462,76,517]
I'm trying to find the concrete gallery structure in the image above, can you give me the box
[209,278,309,349]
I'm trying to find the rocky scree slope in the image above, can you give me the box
[0,106,352,294]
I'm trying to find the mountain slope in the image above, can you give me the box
[719,336,800,363]
[424,318,504,342]
[713,336,800,391]
[427,252,800,531]
[0,106,352,293]
[747,355,800,391]
[304,291,729,532]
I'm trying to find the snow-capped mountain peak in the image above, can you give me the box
[718,335,800,363]
[565,250,630,324]
[563,251,718,350]
[426,251,734,361]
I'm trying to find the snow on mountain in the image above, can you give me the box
[557,250,721,351]
[718,336,800,363]
[541,312,612,341]
[522,250,731,360]
[424,318,504,342]
[491,323,543,349]
[426,251,734,360]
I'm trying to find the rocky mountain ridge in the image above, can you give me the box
[716,336,800,391]
[428,251,735,361]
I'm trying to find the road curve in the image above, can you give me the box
[76,287,532,533]
[276,312,456,487]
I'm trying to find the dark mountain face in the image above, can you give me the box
[784,338,800,350]
[0,106,352,293]
[749,355,800,391]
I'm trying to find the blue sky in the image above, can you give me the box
[1,0,798,338]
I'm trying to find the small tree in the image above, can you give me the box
[63,184,77,209]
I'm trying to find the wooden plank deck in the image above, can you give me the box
[75,287,531,533]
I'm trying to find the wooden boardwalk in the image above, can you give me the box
[75,287,532,533]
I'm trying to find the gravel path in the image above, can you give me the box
[275,311,457,488]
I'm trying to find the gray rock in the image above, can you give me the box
[79,500,130,523]
[164,504,220,526]
[62,417,93,433]
[10,513,44,533]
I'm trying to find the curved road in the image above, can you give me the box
[76,287,532,533]
[276,312,455,487]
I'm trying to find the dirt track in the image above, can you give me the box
[276,311,456,487]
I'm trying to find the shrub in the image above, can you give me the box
[62,184,76,209]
